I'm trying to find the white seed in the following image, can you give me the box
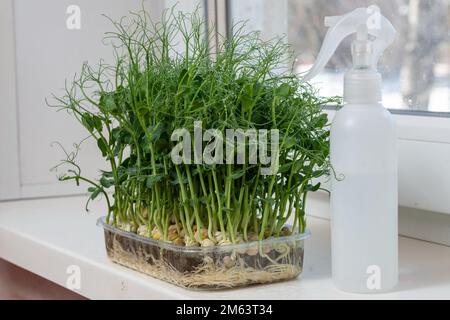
[246,246,259,256]
[214,231,224,242]
[195,227,208,240]
[119,223,132,232]
[248,232,258,241]
[184,236,199,247]
[280,226,291,236]
[137,225,149,237]
[173,237,185,246]
[275,244,289,254]
[168,227,179,241]
[223,256,235,268]
[201,239,215,247]
[219,239,232,246]
[151,227,161,240]
[203,256,214,264]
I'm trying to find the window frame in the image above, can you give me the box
[0,0,21,200]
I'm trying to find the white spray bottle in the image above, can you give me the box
[303,7,398,292]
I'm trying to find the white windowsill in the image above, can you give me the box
[1,195,450,300]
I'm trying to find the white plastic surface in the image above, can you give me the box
[302,6,398,293]
[330,103,398,292]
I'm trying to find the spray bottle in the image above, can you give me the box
[303,6,398,292]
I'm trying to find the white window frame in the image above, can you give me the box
[0,0,21,200]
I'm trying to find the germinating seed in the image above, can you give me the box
[247,232,258,241]
[185,237,199,247]
[246,246,259,256]
[200,239,215,247]
[222,256,235,268]
[263,244,272,254]
[173,237,185,246]
[151,227,162,240]
[137,225,148,237]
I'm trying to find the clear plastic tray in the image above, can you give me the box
[97,217,310,290]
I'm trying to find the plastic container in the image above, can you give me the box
[97,217,310,290]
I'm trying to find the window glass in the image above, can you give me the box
[288,0,450,112]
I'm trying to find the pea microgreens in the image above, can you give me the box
[50,8,338,246]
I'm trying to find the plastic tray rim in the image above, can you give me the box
[97,216,311,253]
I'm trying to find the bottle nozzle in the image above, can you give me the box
[302,6,396,82]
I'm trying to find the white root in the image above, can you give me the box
[108,235,302,289]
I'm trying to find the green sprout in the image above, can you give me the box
[50,7,338,247]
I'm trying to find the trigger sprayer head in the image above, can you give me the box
[302,6,396,85]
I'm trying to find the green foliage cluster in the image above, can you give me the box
[51,8,337,246]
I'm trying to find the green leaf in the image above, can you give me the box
[230,169,245,180]
[240,95,253,113]
[90,188,101,200]
[311,169,328,178]
[104,94,117,111]
[146,175,164,188]
[240,83,254,112]
[278,162,292,174]
[170,173,188,185]
[126,166,138,176]
[283,136,296,149]
[91,115,103,132]
[147,123,164,143]
[81,114,102,132]
[260,197,275,205]
[97,138,108,157]
[100,170,113,178]
[100,176,114,188]
[305,182,321,192]
[316,113,328,127]
[178,68,189,86]
[87,186,102,200]
[190,198,200,207]
[292,161,304,173]
[81,113,94,131]
[276,83,291,97]
[243,83,253,97]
